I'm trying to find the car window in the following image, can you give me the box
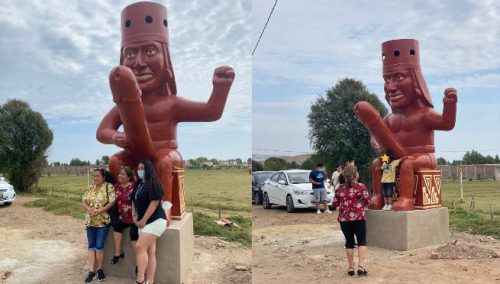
[270,173,280,182]
[255,172,273,183]
[287,172,311,184]
[278,173,287,184]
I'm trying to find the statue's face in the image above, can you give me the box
[383,68,417,110]
[122,41,166,92]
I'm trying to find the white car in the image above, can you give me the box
[0,177,16,206]
[261,169,333,213]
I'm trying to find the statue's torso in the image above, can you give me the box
[385,109,435,153]
[141,95,178,149]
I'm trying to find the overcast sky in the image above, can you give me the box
[253,0,500,162]
[0,0,251,163]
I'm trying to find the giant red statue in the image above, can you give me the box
[354,39,457,211]
[96,2,235,218]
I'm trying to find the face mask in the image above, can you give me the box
[137,170,145,180]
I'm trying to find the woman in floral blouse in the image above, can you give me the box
[332,163,371,277]
[110,166,139,265]
[81,168,116,283]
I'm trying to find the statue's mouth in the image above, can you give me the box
[135,73,154,82]
[389,93,404,103]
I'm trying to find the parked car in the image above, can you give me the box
[0,177,16,206]
[261,169,334,213]
[252,171,276,205]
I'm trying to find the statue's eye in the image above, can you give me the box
[397,74,405,81]
[125,51,136,59]
[146,49,156,56]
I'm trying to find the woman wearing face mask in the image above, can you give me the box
[82,168,116,283]
[132,160,167,284]
[110,166,139,265]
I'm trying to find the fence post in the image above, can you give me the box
[490,205,494,220]
[218,203,221,220]
[52,186,54,196]
[459,167,463,203]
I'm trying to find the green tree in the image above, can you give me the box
[495,154,500,164]
[462,150,486,165]
[307,78,388,187]
[101,155,110,165]
[289,161,300,169]
[437,157,448,165]
[0,100,53,192]
[264,157,289,171]
[69,158,90,166]
[252,160,264,171]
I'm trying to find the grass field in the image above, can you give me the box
[25,169,251,247]
[441,179,500,239]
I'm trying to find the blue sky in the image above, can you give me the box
[253,0,500,162]
[0,0,251,163]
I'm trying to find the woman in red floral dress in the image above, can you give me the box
[332,163,371,276]
[110,166,138,264]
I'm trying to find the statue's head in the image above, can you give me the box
[120,2,176,95]
[381,39,432,110]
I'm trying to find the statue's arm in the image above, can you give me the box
[424,88,457,131]
[96,106,122,145]
[175,66,234,122]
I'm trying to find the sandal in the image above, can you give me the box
[347,267,354,276]
[110,251,124,264]
[357,265,368,276]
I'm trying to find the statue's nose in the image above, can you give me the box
[134,51,147,69]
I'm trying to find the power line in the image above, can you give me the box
[252,0,278,56]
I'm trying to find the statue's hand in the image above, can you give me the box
[112,132,129,149]
[109,66,142,104]
[212,65,235,90]
[443,88,457,104]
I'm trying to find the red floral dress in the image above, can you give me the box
[114,183,134,224]
[333,182,371,222]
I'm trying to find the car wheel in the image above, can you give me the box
[329,205,336,211]
[286,195,295,213]
[4,202,12,206]
[254,191,262,205]
[262,193,272,209]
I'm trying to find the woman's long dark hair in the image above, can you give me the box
[140,159,164,199]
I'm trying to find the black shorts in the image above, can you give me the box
[111,217,139,242]
[382,183,395,198]
[340,220,366,249]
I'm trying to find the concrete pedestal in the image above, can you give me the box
[103,213,194,284]
[366,208,449,251]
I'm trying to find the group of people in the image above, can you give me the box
[309,155,402,277]
[81,160,168,284]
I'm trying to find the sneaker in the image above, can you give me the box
[387,205,392,210]
[317,209,322,214]
[97,269,106,282]
[325,209,332,214]
[84,271,96,283]
[382,204,388,210]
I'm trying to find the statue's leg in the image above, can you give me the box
[392,154,435,211]
[153,149,183,203]
[368,158,384,210]
[109,66,155,160]
[109,151,135,182]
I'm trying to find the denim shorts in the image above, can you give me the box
[382,183,395,198]
[313,187,326,203]
[86,224,110,252]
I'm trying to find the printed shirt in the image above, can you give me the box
[82,182,116,227]
[114,183,134,224]
[333,182,371,222]
[381,160,400,183]
[309,169,326,189]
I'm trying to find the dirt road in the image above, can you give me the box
[0,196,251,284]
[252,204,500,284]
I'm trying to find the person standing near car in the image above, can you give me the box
[309,163,331,214]
[331,166,343,189]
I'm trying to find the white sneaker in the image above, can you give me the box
[317,209,322,214]
[387,205,392,210]
[382,204,388,210]
[325,209,332,214]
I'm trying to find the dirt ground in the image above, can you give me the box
[0,196,251,284]
[252,204,500,284]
